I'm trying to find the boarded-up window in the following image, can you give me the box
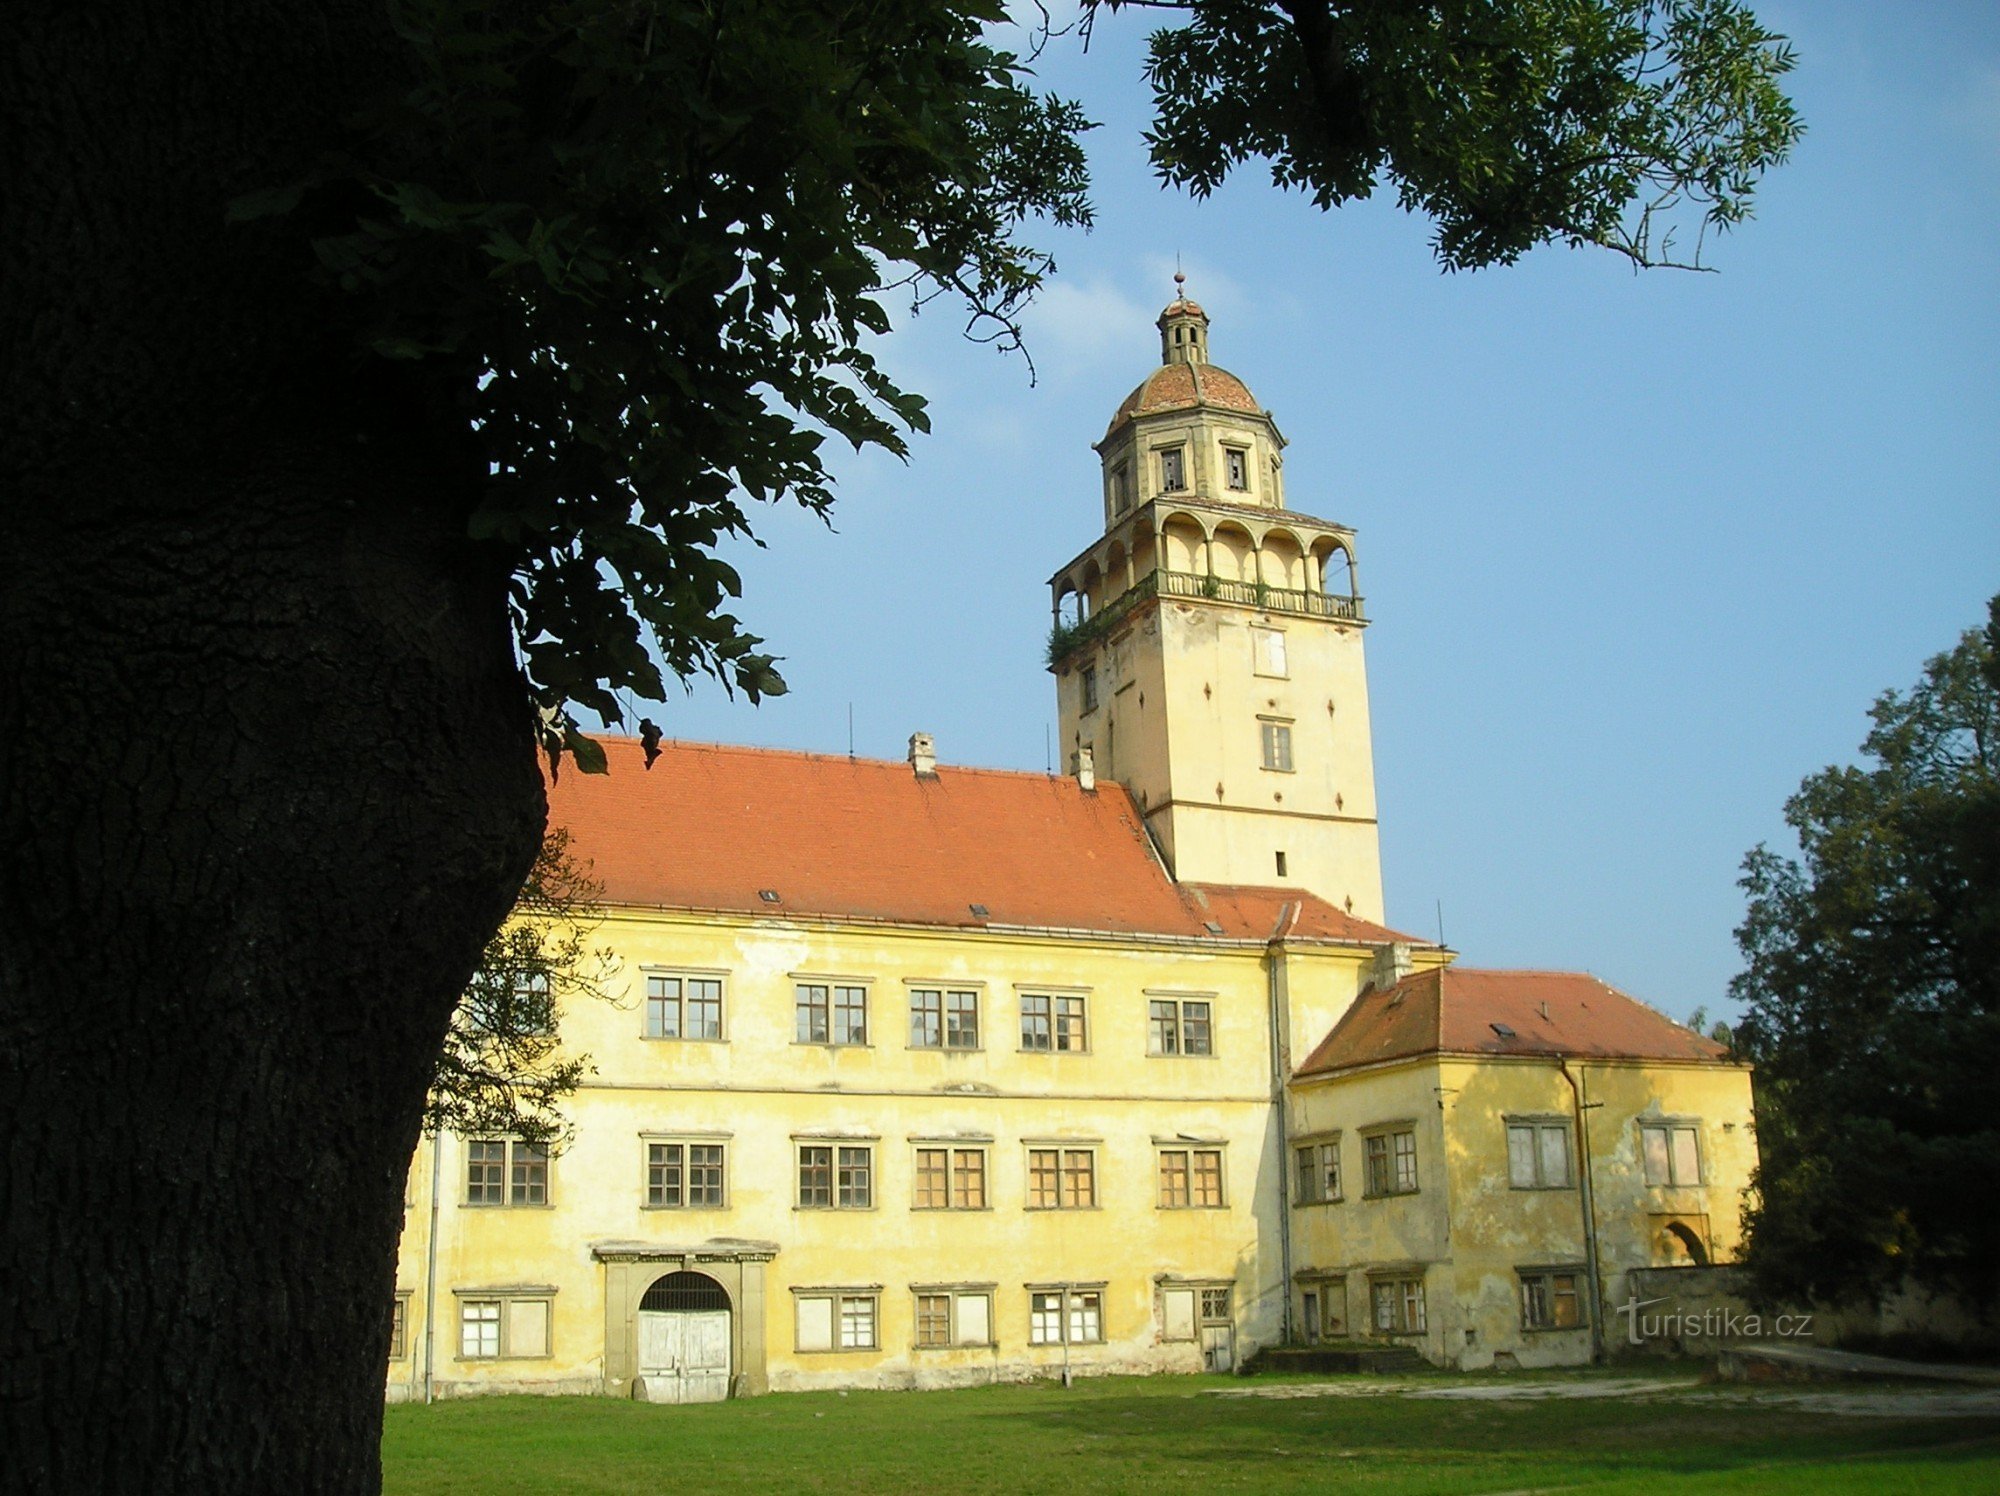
[507,1299,549,1359]
[796,1295,834,1352]
[1506,1122,1572,1188]
[1162,1287,1196,1341]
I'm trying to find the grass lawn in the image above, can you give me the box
[381,1371,2000,1494]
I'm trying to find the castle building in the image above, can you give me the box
[389,284,1754,1401]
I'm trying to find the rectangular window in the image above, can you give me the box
[1020,993,1086,1053]
[1201,1286,1232,1322]
[1370,1276,1426,1335]
[466,1138,548,1207]
[1642,1123,1703,1186]
[1148,998,1213,1056]
[1363,1129,1418,1197]
[910,988,980,1050]
[1253,627,1288,678]
[794,983,868,1046]
[1519,1269,1586,1331]
[1158,1147,1225,1208]
[913,1287,994,1348]
[646,1141,725,1208]
[794,1291,879,1353]
[1081,664,1099,713]
[1507,1120,1574,1189]
[1295,1139,1341,1204]
[797,1143,879,1210]
[913,1146,987,1210]
[645,974,723,1041]
[1260,720,1295,772]
[389,1294,409,1360]
[1224,447,1248,491]
[1160,447,1186,492]
[1030,1288,1104,1345]
[457,1294,551,1359]
[1111,462,1132,516]
[1026,1147,1096,1209]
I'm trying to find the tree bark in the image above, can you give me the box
[2,4,546,1490]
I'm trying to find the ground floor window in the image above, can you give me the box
[794,1289,879,1353]
[1029,1287,1104,1345]
[912,1285,995,1348]
[1369,1274,1426,1335]
[389,1291,411,1360]
[456,1291,553,1359]
[1518,1268,1587,1331]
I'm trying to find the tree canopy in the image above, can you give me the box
[1733,597,2000,1307]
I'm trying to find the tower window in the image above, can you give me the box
[1160,447,1186,493]
[1253,628,1288,678]
[1111,463,1131,516]
[1081,665,1099,713]
[1275,851,1288,878]
[1260,721,1294,773]
[1224,448,1248,491]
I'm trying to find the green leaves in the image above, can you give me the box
[239,0,1090,764]
[1733,596,2000,1306]
[1118,0,1801,270]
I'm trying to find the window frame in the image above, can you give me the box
[453,1286,556,1361]
[1146,994,1215,1057]
[1080,663,1100,713]
[642,1133,730,1210]
[1640,1119,1705,1187]
[911,1142,991,1211]
[1024,1143,1099,1211]
[641,968,727,1042]
[1223,445,1249,492]
[389,1290,412,1361]
[1367,1272,1427,1336]
[1252,626,1288,679]
[1361,1124,1420,1198]
[910,1283,998,1350]
[1159,445,1186,493]
[795,1138,876,1211]
[907,984,982,1051]
[793,979,870,1047]
[1293,1133,1342,1205]
[1028,1284,1107,1345]
[1259,718,1295,773]
[1505,1116,1576,1190]
[791,1287,882,1354]
[464,1136,551,1209]
[1517,1266,1589,1332]
[1018,990,1089,1054]
[1156,1144,1227,1210]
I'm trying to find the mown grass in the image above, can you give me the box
[381,1371,2000,1495]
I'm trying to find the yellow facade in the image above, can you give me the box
[389,283,1756,1400]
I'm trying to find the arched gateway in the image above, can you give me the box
[635,1271,732,1403]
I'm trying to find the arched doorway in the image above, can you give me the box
[636,1271,732,1403]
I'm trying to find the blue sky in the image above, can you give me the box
[645,1,1999,1021]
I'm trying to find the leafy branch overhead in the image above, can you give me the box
[235,0,1093,760]
[1098,0,1801,270]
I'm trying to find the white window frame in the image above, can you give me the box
[453,1287,555,1360]
[1028,1285,1106,1345]
[791,1287,881,1353]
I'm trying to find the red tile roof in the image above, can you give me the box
[549,737,1417,945]
[1295,967,1732,1077]
[1105,362,1264,438]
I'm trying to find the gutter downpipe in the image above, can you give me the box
[423,1129,443,1404]
[1265,904,1299,1345]
[1557,1058,1606,1365]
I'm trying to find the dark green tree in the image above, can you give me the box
[3,1,1796,1488]
[1734,597,2000,1308]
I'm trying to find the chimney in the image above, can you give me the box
[1074,744,1096,793]
[908,731,937,777]
[1369,941,1414,992]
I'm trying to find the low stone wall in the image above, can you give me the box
[1615,1265,1995,1361]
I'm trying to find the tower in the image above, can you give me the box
[1048,277,1385,922]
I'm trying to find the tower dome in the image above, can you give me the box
[1104,276,1266,443]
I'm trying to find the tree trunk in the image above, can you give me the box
[2,6,546,1489]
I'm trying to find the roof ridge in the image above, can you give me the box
[587,734,1101,786]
